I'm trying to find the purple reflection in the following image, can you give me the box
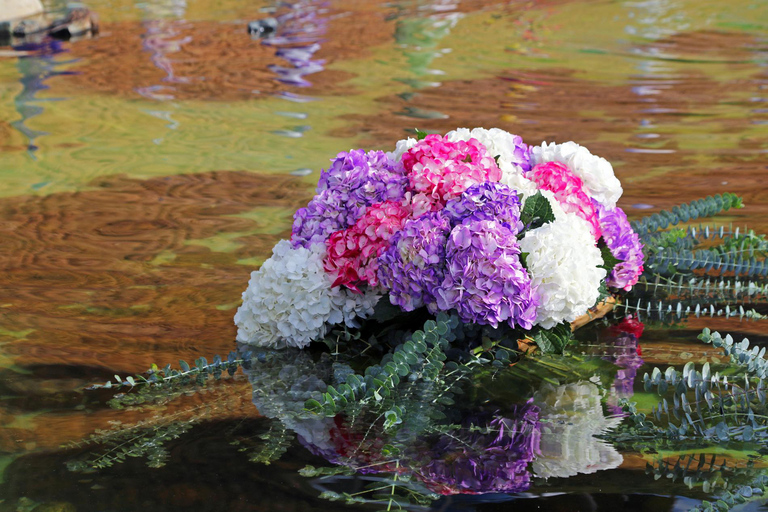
[136,0,192,101]
[263,1,328,88]
[602,316,645,414]
[11,38,70,155]
[416,404,541,495]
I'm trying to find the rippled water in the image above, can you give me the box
[2,0,768,510]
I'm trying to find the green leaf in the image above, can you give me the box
[532,323,572,354]
[599,244,621,273]
[414,128,428,140]
[521,192,555,230]
[370,299,403,323]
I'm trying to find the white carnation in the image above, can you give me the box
[234,240,378,349]
[530,141,622,208]
[532,382,623,479]
[445,127,528,173]
[386,137,418,162]
[519,210,606,329]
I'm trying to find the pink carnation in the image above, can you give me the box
[527,161,602,239]
[324,201,411,291]
[403,134,502,204]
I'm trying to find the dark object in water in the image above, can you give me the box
[248,18,278,37]
[48,8,99,39]
[1,6,98,45]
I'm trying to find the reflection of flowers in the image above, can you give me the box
[416,402,540,494]
[244,348,339,458]
[605,316,644,400]
[532,382,623,479]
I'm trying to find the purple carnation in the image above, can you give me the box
[443,182,524,236]
[417,402,540,495]
[436,220,537,329]
[594,200,645,291]
[291,149,408,248]
[377,212,451,312]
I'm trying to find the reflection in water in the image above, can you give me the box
[136,0,191,144]
[532,382,623,480]
[394,0,462,120]
[3,0,768,509]
[10,39,69,157]
[136,0,192,101]
[245,334,626,503]
[263,0,329,140]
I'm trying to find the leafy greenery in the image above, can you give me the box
[520,191,556,230]
[88,348,255,408]
[631,193,743,236]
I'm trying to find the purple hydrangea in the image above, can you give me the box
[436,219,537,329]
[593,200,645,291]
[291,149,408,248]
[443,182,524,236]
[508,132,533,173]
[377,212,451,312]
[417,401,540,495]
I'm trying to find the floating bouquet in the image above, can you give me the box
[234,127,645,350]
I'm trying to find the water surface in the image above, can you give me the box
[2,0,768,510]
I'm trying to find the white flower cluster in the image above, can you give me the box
[499,160,539,198]
[445,127,527,173]
[519,204,606,329]
[234,240,379,349]
[532,382,623,479]
[386,137,418,163]
[530,141,623,208]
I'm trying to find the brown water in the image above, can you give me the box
[1,0,768,510]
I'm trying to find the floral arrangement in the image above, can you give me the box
[234,128,645,349]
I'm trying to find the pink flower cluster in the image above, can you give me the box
[403,135,502,206]
[324,201,411,291]
[527,162,602,239]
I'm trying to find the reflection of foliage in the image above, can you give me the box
[647,454,768,512]
[618,329,768,447]
[66,415,194,470]
[68,379,256,470]
[231,421,292,465]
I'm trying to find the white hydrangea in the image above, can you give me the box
[234,240,380,349]
[444,127,529,174]
[530,141,622,208]
[499,159,539,199]
[532,382,623,479]
[519,209,606,329]
[331,285,381,328]
[386,137,418,163]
